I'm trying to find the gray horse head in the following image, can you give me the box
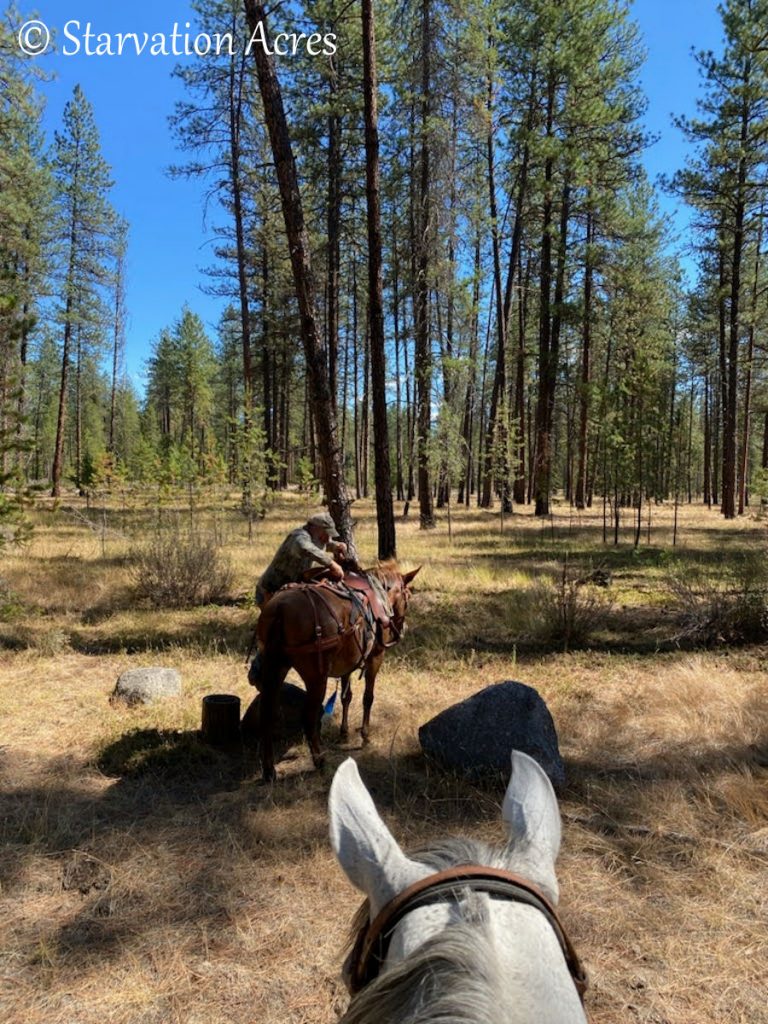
[329,751,587,1024]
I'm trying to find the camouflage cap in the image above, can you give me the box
[307,512,339,538]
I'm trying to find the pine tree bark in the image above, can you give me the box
[75,322,83,492]
[243,1,354,548]
[392,215,405,501]
[260,246,274,461]
[51,201,78,498]
[512,250,529,505]
[533,72,556,517]
[109,229,126,455]
[703,368,711,506]
[721,87,749,519]
[327,60,341,416]
[415,0,435,528]
[458,235,481,506]
[362,0,396,559]
[51,298,73,498]
[480,65,508,510]
[575,209,593,509]
[227,38,254,414]
[737,207,762,515]
[361,325,370,498]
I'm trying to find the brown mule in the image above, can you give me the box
[250,561,419,782]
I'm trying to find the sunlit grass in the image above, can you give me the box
[0,491,767,1023]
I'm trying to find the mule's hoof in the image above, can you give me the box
[313,754,326,770]
[339,728,349,743]
[261,767,277,784]
[359,730,370,745]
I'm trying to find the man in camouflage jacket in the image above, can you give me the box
[254,512,347,608]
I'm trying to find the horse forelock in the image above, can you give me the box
[343,836,522,956]
[409,835,515,873]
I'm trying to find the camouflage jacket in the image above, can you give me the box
[258,527,336,594]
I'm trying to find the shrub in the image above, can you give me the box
[666,554,768,646]
[523,562,613,652]
[131,528,233,608]
[0,578,23,621]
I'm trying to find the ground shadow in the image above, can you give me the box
[3,681,766,979]
[69,610,252,654]
[96,727,249,787]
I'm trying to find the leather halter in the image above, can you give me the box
[346,865,588,1004]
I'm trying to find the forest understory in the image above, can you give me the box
[1,493,766,1024]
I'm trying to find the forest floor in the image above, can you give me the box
[1,491,767,1024]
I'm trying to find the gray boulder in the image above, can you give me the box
[112,667,182,705]
[418,681,565,789]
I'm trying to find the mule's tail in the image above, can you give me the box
[248,602,284,687]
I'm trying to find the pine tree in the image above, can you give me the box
[0,9,51,492]
[50,85,116,497]
[362,0,396,559]
[243,0,356,550]
[672,0,768,518]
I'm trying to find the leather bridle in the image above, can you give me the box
[346,865,588,1004]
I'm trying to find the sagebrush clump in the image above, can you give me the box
[131,528,233,607]
[523,561,613,651]
[666,553,768,646]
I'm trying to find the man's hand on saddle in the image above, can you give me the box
[328,560,344,581]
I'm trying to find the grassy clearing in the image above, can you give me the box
[1,492,767,1023]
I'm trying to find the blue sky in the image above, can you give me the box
[22,0,726,392]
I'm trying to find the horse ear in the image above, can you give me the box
[502,750,562,867]
[401,566,422,587]
[329,758,426,915]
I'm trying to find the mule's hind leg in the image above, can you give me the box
[297,672,328,770]
[339,673,353,741]
[258,684,278,783]
[360,652,383,743]
[258,662,289,783]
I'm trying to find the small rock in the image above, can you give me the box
[418,680,566,789]
[112,667,182,705]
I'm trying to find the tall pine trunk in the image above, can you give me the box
[721,85,749,519]
[327,63,341,416]
[480,65,508,510]
[362,0,396,558]
[533,72,556,517]
[392,215,405,501]
[458,235,481,506]
[415,0,435,528]
[575,209,593,509]
[737,208,762,514]
[243,1,354,548]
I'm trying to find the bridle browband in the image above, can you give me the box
[347,865,588,1004]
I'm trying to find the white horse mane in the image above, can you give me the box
[339,912,505,1024]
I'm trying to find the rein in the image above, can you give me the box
[346,865,588,1004]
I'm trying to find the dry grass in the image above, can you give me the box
[1,491,767,1023]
